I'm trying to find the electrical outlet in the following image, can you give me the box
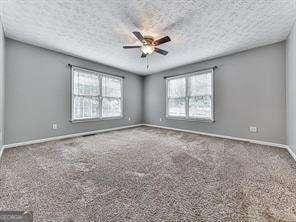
[160,118,163,122]
[52,123,58,130]
[249,126,258,133]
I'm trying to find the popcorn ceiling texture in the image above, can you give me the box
[1,0,296,75]
[0,126,296,221]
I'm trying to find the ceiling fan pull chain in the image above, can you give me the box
[146,56,149,70]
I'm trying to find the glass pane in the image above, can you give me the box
[83,97,91,118]
[189,96,212,119]
[189,72,212,96]
[73,96,83,119]
[91,98,99,118]
[102,75,122,98]
[73,70,79,94]
[91,74,100,95]
[79,72,89,95]
[74,70,99,96]
[168,98,186,117]
[167,77,186,98]
[102,98,122,118]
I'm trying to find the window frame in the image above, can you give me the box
[165,69,214,122]
[70,66,124,122]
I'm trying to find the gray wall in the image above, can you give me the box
[144,42,286,144]
[5,38,143,144]
[0,21,4,150]
[287,22,296,154]
[4,38,288,145]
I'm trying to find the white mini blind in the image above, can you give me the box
[71,67,123,121]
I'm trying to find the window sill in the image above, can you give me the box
[70,116,123,123]
[166,116,215,123]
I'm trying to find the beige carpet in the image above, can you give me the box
[0,126,296,221]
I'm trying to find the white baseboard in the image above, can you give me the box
[3,124,143,149]
[287,146,296,162]
[0,147,3,159]
[143,124,288,149]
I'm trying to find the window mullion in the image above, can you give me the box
[82,96,85,119]
[99,74,102,119]
[185,76,189,119]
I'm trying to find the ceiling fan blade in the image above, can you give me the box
[132,31,145,43]
[141,53,147,58]
[155,47,168,55]
[123,46,141,49]
[153,36,171,46]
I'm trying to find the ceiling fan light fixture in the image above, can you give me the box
[141,44,154,54]
[123,31,170,58]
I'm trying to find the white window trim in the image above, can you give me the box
[165,69,214,122]
[70,66,124,122]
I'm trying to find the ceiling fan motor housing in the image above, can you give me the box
[143,36,154,45]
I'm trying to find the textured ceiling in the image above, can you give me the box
[1,0,296,75]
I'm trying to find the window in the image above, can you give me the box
[166,69,214,121]
[71,67,123,121]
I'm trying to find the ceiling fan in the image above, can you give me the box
[123,31,171,57]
